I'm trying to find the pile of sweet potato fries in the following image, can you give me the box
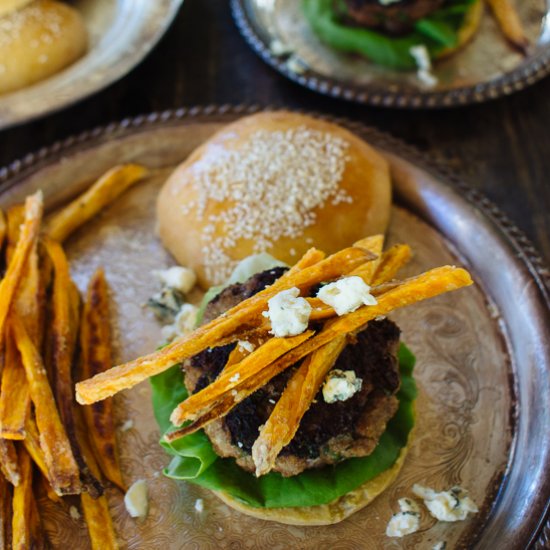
[0,164,147,549]
[76,232,473,479]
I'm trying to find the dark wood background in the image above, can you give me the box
[1,0,549,265]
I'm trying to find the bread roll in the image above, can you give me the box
[157,111,392,288]
[0,0,87,95]
[0,0,33,17]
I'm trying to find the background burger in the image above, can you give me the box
[302,0,483,69]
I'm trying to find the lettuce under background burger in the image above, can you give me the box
[150,255,418,525]
[302,0,483,69]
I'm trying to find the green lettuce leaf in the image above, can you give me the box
[302,0,476,69]
[150,343,417,509]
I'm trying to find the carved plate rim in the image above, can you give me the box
[230,0,550,109]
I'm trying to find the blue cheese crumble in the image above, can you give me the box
[386,498,421,537]
[413,485,478,522]
[262,287,311,337]
[317,276,377,315]
[322,369,362,404]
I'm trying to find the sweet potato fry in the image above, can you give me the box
[28,491,47,550]
[11,316,80,496]
[164,331,336,441]
[0,439,20,486]
[0,208,6,257]
[44,240,104,498]
[328,266,472,333]
[76,246,373,405]
[252,337,347,476]
[5,204,24,263]
[166,266,472,441]
[11,447,32,549]
[485,0,529,53]
[46,164,148,243]
[0,468,12,548]
[75,408,119,550]
[23,416,64,505]
[169,331,314,427]
[0,335,29,439]
[80,269,124,491]
[1,228,44,440]
[371,244,412,286]
[351,234,384,282]
[81,490,119,550]
[0,192,43,345]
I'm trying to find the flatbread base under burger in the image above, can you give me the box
[213,444,409,526]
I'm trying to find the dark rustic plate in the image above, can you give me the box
[232,0,550,108]
[0,106,548,548]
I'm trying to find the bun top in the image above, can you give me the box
[157,111,392,288]
[0,0,33,17]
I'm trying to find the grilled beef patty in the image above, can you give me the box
[343,0,445,34]
[184,268,401,477]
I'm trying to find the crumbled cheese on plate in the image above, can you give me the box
[124,479,149,519]
[413,484,478,522]
[386,498,421,538]
[153,266,197,294]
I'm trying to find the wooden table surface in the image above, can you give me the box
[1,0,549,266]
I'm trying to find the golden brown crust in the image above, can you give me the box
[0,0,88,95]
[212,445,409,526]
[0,0,33,17]
[157,111,392,288]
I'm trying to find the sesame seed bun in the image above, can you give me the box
[212,445,408,526]
[0,0,87,95]
[157,111,392,288]
[0,0,33,17]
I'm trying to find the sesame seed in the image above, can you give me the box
[0,5,64,49]
[181,126,351,284]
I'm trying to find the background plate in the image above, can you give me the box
[232,0,550,108]
[0,0,183,130]
[0,106,548,548]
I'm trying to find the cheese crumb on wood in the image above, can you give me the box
[317,276,377,316]
[262,287,311,337]
[124,479,149,519]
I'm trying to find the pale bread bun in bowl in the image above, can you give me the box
[157,111,392,288]
[0,0,33,17]
[0,0,87,95]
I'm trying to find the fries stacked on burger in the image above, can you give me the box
[76,112,474,526]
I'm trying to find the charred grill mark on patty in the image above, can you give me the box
[184,268,402,476]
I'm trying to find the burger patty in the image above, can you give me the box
[342,0,446,34]
[184,268,401,477]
